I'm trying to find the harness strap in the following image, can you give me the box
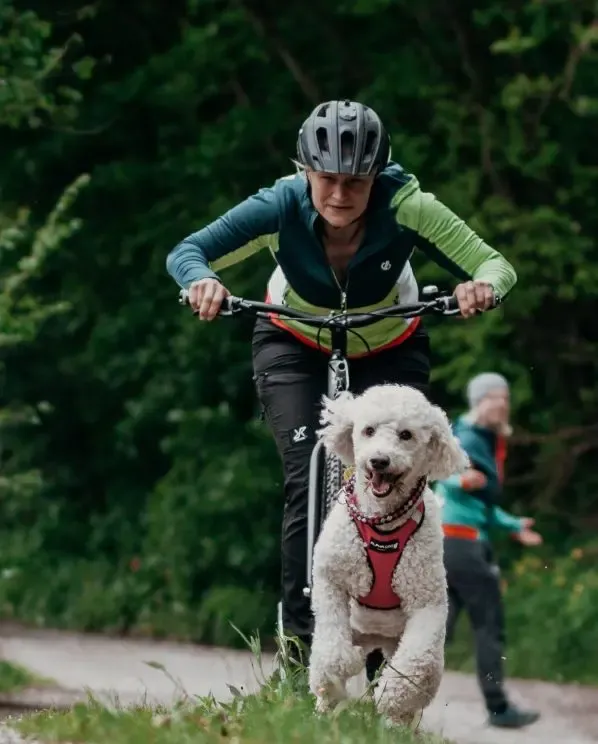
[352,501,425,610]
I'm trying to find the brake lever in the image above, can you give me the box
[218,296,235,316]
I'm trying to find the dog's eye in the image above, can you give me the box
[398,430,413,441]
[363,426,376,437]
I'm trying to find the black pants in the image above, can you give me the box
[444,537,508,713]
[251,318,430,655]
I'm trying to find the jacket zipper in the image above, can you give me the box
[316,220,351,312]
[329,266,349,313]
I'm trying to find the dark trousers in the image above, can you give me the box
[251,318,430,665]
[444,537,509,713]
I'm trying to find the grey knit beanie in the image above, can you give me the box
[466,372,509,408]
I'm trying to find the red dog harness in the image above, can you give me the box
[344,476,426,610]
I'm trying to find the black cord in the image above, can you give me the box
[347,327,371,354]
[315,318,326,353]
[313,313,373,355]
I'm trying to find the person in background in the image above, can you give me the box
[435,372,542,729]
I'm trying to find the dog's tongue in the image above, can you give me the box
[371,472,386,490]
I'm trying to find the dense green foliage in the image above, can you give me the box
[1,0,597,681]
[446,541,598,684]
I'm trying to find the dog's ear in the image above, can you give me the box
[317,391,355,465]
[426,404,470,481]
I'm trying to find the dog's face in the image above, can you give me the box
[353,405,429,499]
[319,384,469,508]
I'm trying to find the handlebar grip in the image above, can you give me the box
[443,293,502,312]
[444,295,459,311]
[177,288,238,315]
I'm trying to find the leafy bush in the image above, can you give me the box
[446,540,598,684]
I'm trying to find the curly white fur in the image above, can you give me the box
[309,384,469,727]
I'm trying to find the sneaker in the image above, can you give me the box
[489,704,540,728]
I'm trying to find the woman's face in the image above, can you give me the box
[307,170,374,228]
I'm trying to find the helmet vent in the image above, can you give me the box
[364,131,377,159]
[316,127,330,155]
[340,130,355,169]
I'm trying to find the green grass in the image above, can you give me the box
[16,687,448,744]
[0,660,52,693]
[15,634,450,744]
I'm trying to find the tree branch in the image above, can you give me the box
[511,423,598,446]
[440,2,512,199]
[475,105,511,199]
[229,78,284,162]
[238,4,320,104]
[559,18,598,101]
[542,435,598,505]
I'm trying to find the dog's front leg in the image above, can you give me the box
[374,604,446,726]
[309,574,364,712]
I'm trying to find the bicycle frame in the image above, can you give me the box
[304,326,351,601]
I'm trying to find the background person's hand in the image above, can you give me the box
[520,516,536,530]
[460,468,488,490]
[513,518,543,547]
[188,279,230,320]
[454,280,495,318]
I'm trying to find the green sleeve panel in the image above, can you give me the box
[392,179,517,299]
[211,233,278,272]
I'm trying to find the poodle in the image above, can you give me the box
[308,383,468,728]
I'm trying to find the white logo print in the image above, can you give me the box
[292,426,308,443]
[381,260,392,271]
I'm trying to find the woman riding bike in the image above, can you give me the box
[166,99,517,682]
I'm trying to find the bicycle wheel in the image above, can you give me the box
[319,450,344,526]
[319,353,350,525]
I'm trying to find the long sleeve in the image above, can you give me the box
[492,505,523,533]
[166,186,281,288]
[392,179,517,299]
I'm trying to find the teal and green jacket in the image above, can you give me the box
[166,162,517,356]
[435,415,523,542]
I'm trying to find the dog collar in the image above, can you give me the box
[342,474,427,526]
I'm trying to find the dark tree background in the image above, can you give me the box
[0,0,596,681]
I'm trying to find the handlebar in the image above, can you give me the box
[177,285,502,329]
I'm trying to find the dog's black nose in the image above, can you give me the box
[369,456,390,471]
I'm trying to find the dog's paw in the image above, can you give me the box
[374,677,406,718]
[325,643,364,681]
[313,687,340,714]
[337,643,365,679]
[381,708,423,731]
[374,677,426,728]
[309,643,364,694]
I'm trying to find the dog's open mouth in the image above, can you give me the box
[366,470,403,498]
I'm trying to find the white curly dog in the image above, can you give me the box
[308,383,468,727]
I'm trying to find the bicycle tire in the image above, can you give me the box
[319,451,344,526]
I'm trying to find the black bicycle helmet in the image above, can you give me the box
[296,100,390,176]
